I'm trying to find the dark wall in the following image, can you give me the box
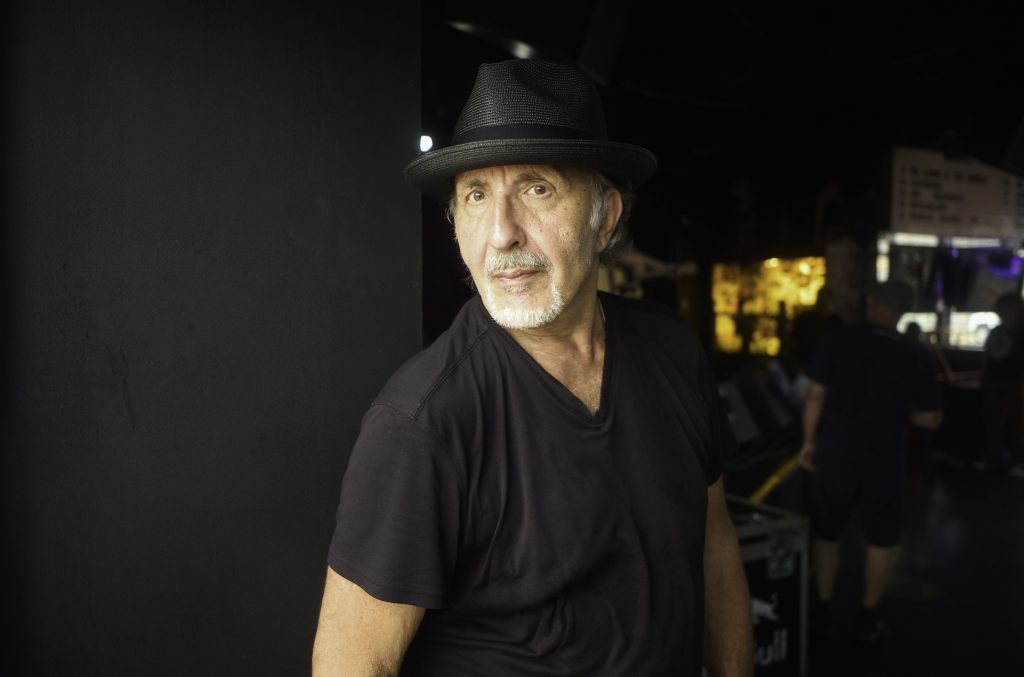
[2,2,421,675]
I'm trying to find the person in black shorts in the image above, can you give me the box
[311,59,754,676]
[798,279,942,643]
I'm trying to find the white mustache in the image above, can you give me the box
[485,250,551,276]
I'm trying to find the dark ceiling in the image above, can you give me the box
[422,1,1024,261]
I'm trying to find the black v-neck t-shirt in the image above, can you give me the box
[328,292,732,676]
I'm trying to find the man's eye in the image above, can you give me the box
[528,184,548,196]
[468,190,485,202]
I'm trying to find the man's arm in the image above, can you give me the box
[703,477,754,677]
[798,380,827,471]
[312,567,425,677]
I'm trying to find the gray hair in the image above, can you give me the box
[585,170,633,266]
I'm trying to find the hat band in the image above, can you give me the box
[453,123,601,144]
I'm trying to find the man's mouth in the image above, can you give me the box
[492,268,539,282]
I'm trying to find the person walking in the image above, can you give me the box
[798,279,942,642]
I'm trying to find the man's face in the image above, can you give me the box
[452,164,618,330]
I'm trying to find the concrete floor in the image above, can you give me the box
[729,441,1024,677]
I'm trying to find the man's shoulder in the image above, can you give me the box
[836,322,872,339]
[602,291,700,344]
[600,293,715,385]
[984,324,1020,361]
[825,322,885,348]
[860,325,935,374]
[374,296,496,416]
[806,323,871,367]
[985,323,1015,346]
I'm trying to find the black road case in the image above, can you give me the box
[728,495,809,677]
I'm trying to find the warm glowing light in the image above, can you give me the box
[419,135,434,152]
[712,257,827,355]
[715,314,743,353]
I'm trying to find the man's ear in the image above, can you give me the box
[596,188,624,253]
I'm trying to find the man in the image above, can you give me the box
[798,279,942,642]
[786,285,843,409]
[979,291,1024,476]
[313,59,753,676]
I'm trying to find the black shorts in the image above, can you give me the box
[809,456,904,547]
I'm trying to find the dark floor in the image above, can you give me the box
[726,438,1024,677]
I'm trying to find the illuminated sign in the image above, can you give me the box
[891,146,1024,238]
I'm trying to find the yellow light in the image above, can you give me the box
[714,314,743,353]
[711,256,827,355]
[876,255,890,282]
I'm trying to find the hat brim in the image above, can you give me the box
[404,138,658,199]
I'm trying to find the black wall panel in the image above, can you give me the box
[2,2,421,674]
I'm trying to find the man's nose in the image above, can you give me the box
[487,194,524,250]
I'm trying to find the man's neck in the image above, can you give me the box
[504,292,607,415]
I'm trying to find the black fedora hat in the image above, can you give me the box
[404,59,658,199]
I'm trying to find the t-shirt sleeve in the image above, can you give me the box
[327,403,461,609]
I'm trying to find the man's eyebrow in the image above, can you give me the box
[515,168,566,184]
[457,176,488,190]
